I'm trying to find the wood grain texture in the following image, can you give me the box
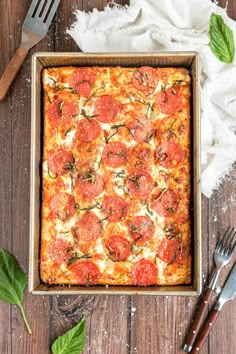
[0,46,28,102]
[0,1,15,353]
[0,0,235,354]
[208,169,236,354]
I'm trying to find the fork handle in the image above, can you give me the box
[0,46,28,102]
[191,308,220,353]
[183,288,214,352]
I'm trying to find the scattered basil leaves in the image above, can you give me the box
[209,13,235,63]
[0,248,32,334]
[52,317,86,354]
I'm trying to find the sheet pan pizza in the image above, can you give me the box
[40,65,191,286]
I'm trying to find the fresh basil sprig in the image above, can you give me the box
[0,248,32,334]
[52,317,86,354]
[209,13,235,63]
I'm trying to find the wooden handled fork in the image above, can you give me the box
[184,226,236,352]
[0,0,60,102]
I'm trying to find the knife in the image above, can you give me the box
[191,263,236,353]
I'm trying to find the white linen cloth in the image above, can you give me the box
[67,0,236,198]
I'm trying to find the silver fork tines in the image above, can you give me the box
[217,227,236,255]
[209,226,236,290]
[35,1,45,18]
[22,0,60,48]
[41,1,53,22]
[229,237,236,255]
[45,0,61,26]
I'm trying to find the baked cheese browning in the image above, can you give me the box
[41,66,191,286]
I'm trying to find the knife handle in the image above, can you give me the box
[191,308,220,353]
[0,46,28,102]
[184,288,214,352]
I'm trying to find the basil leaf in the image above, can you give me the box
[0,248,32,334]
[52,317,86,354]
[209,13,235,63]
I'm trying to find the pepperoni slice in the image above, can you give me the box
[156,141,185,168]
[156,87,182,115]
[69,68,94,97]
[75,211,102,243]
[132,67,158,95]
[105,235,131,261]
[50,193,76,221]
[48,148,74,176]
[61,101,78,120]
[102,196,128,222]
[129,216,155,244]
[48,99,78,127]
[76,118,101,142]
[48,98,62,123]
[76,172,104,200]
[94,95,118,123]
[157,237,182,264]
[102,142,127,168]
[127,118,155,144]
[69,259,100,285]
[127,171,153,197]
[151,189,179,217]
[49,238,71,264]
[132,259,158,286]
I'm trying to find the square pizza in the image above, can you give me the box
[40,65,191,286]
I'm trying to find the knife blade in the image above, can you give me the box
[215,262,236,311]
[191,263,236,354]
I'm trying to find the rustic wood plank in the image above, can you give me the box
[220,0,236,20]
[0,0,15,352]
[130,290,210,352]
[51,295,95,350]
[208,169,236,354]
[86,295,129,354]
[83,0,105,11]
[54,0,80,52]
[51,295,129,354]
[180,196,209,354]
[84,0,129,12]
[83,0,130,12]
[8,0,55,353]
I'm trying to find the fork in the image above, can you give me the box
[184,226,236,352]
[0,0,60,101]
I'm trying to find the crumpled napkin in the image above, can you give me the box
[67,0,236,198]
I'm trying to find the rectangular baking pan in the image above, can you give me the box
[29,52,201,295]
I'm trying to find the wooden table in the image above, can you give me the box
[0,1,236,353]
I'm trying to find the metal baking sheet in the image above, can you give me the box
[29,52,201,295]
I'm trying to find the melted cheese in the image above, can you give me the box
[41,66,191,286]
